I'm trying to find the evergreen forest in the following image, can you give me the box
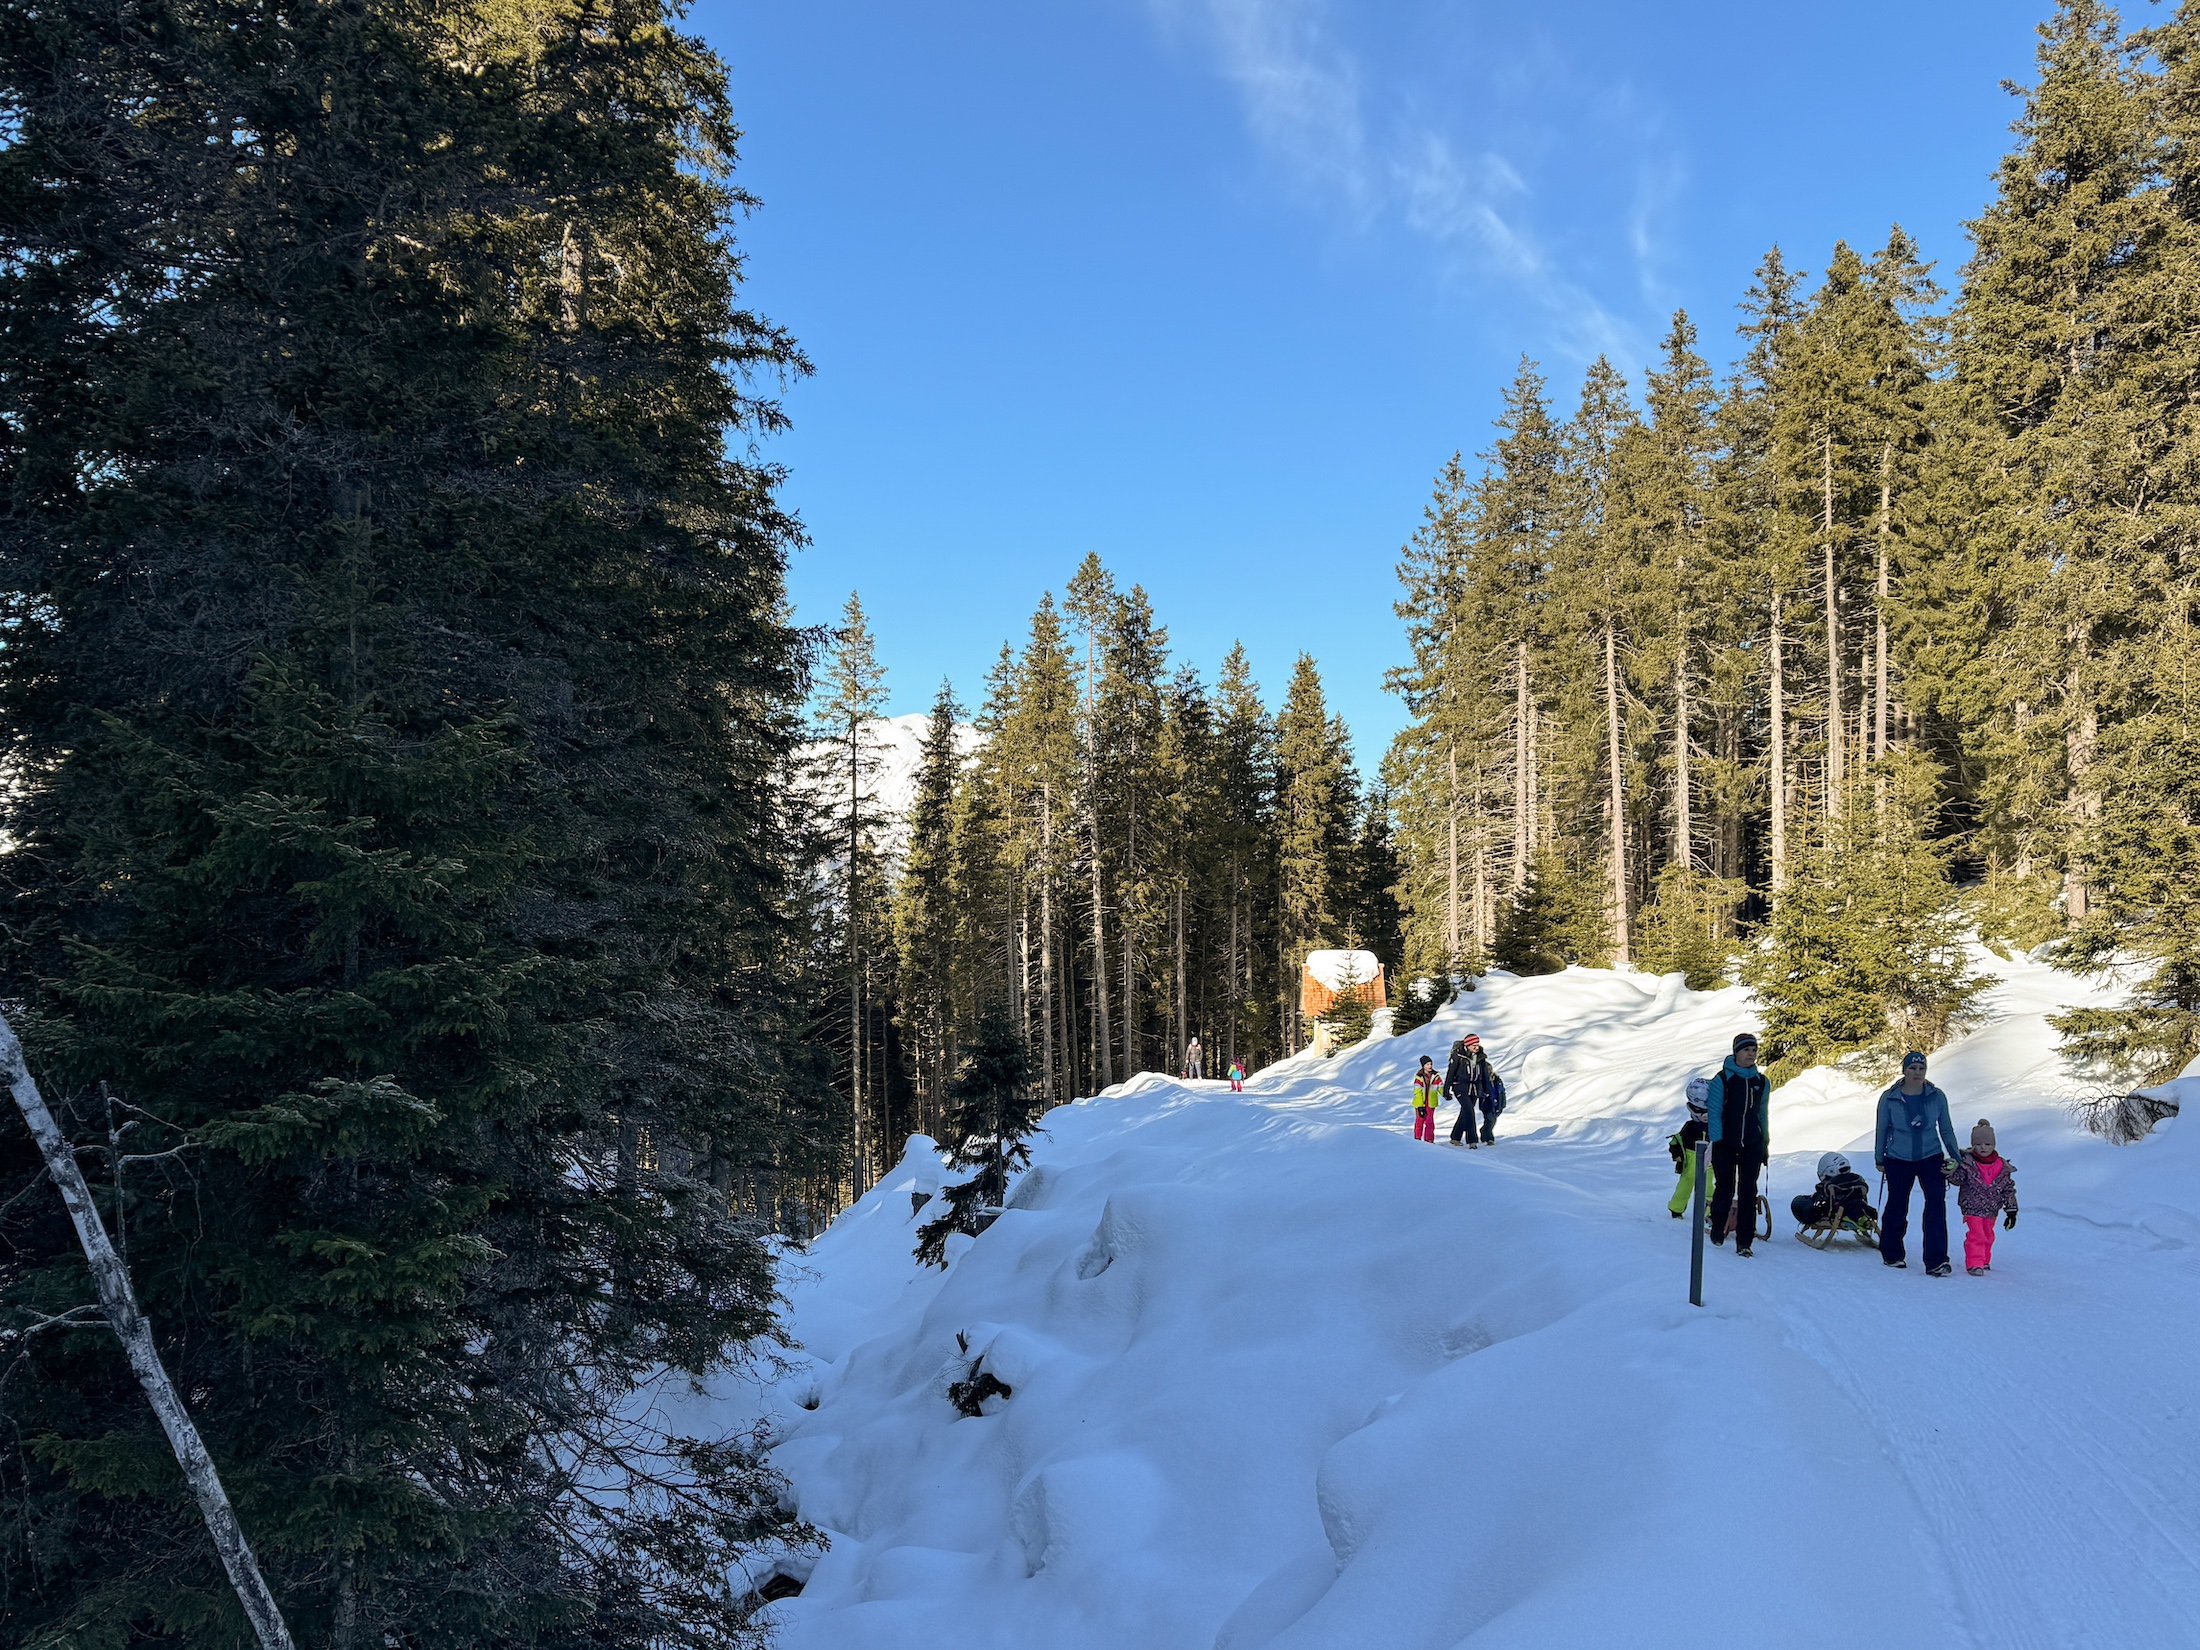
[0,1,2195,1647]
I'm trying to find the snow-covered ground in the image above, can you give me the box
[714,950,2200,1650]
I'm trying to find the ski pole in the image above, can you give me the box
[1688,1142,1708,1307]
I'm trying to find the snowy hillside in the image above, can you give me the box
[710,953,2200,1650]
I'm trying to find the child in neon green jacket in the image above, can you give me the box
[1411,1057,1442,1142]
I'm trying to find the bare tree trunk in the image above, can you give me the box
[1603,621,1629,961]
[1473,836,1489,953]
[559,219,589,334]
[1823,431,1844,823]
[1875,443,1892,830]
[848,726,866,1194]
[2,1020,297,1650]
[1445,744,1460,958]
[1087,846,1113,1090]
[1513,641,1530,889]
[1017,882,1032,1051]
[1039,790,1057,1105]
[1227,853,1241,1068]
[1768,598,1786,897]
[1174,883,1187,1073]
[2066,649,2097,926]
[1673,642,1692,873]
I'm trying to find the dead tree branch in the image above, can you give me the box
[0,1013,297,1650]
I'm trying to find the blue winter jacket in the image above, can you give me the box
[1874,1080,1960,1168]
[1705,1056,1770,1151]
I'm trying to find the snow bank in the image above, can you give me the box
[718,955,2200,1649]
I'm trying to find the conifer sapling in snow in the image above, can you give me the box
[916,1009,1043,1267]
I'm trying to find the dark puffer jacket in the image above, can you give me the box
[1944,1150,2018,1218]
[1705,1055,1769,1155]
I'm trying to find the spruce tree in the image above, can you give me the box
[0,2,818,1643]
[913,1007,1042,1268]
[1959,0,2158,929]
[1275,655,1352,1049]
[1749,754,1990,1075]
[895,681,965,1138]
[1322,952,1376,1050]
[1212,644,1279,1071]
[816,593,891,1189]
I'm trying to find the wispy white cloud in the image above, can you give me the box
[1141,0,1671,367]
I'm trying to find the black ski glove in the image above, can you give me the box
[2003,1209,2017,1230]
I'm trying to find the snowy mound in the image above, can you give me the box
[713,957,2200,1649]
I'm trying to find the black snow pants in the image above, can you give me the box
[1710,1139,1765,1246]
[1880,1155,1949,1270]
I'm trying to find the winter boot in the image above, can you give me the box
[1966,1266,1986,1276]
[1883,1257,1907,1269]
[1928,1261,1953,1278]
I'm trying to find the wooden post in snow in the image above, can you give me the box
[0,1015,297,1650]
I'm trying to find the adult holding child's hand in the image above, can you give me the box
[1875,1050,1961,1276]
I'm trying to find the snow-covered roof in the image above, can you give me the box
[1304,949,1381,990]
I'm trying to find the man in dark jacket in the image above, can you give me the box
[1706,1032,1771,1256]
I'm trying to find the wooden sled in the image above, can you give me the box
[1795,1204,1881,1251]
[1723,1194,1773,1244]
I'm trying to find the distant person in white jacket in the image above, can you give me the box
[1184,1036,1203,1081]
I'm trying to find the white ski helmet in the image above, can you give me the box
[1817,1151,1851,1180]
[1684,1075,1711,1112]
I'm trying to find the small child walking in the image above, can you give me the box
[1227,1058,1246,1093]
[1666,1077,1711,1217]
[1945,1118,2018,1274]
[1411,1056,1442,1142]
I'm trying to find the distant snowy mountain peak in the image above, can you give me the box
[800,713,981,856]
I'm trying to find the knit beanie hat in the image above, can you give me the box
[1971,1118,1996,1154]
[1903,1050,1928,1072]
[1463,1035,1481,1050]
[1732,1032,1759,1054]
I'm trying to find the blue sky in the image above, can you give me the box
[693,0,2049,761]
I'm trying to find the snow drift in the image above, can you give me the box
[712,952,2200,1650]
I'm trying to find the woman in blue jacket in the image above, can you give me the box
[1875,1050,1961,1275]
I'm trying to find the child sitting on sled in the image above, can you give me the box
[1666,1077,1711,1217]
[1790,1151,1875,1231]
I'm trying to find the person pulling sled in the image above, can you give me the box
[1706,1032,1773,1255]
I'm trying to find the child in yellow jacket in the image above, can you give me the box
[1412,1056,1442,1141]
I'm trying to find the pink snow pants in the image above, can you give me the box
[1413,1106,1435,1142]
[1964,1214,1997,1270]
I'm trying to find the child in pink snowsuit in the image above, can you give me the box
[1228,1059,1246,1093]
[1944,1117,2018,1274]
[1411,1057,1442,1142]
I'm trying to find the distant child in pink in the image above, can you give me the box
[1228,1059,1246,1093]
[1944,1118,2019,1275]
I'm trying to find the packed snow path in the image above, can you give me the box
[721,955,2200,1650]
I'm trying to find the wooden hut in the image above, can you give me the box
[1300,949,1386,1019]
